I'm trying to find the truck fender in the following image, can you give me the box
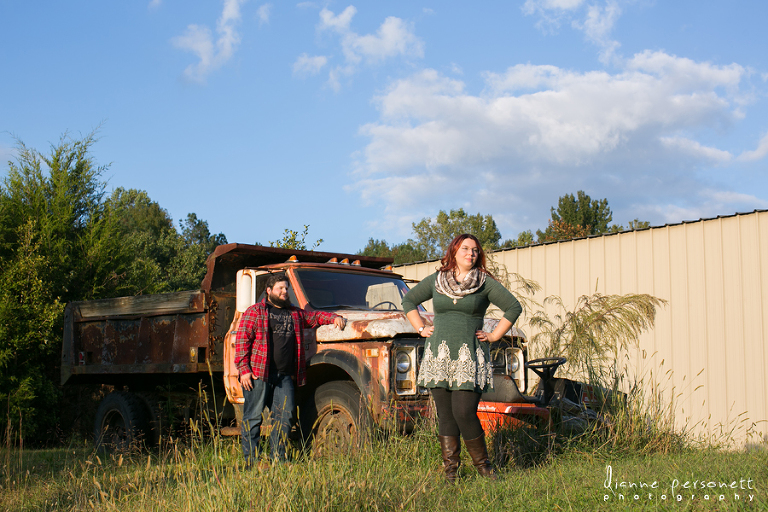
[307,349,387,416]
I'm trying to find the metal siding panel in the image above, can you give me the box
[632,229,658,382]
[718,217,745,433]
[604,235,622,295]
[738,214,767,443]
[663,224,707,432]
[559,241,576,311]
[619,231,638,295]
[700,219,726,437]
[590,236,606,296]
[760,213,768,443]
[544,244,560,306]
[574,237,592,303]
[650,227,672,375]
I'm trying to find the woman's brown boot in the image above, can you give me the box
[438,435,461,483]
[463,434,496,478]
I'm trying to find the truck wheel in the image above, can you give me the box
[308,381,369,457]
[137,394,168,447]
[94,392,150,451]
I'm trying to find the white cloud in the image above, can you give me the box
[148,0,162,9]
[523,0,585,16]
[172,0,246,83]
[350,51,763,236]
[525,0,623,63]
[642,190,768,223]
[660,137,732,164]
[574,1,622,63]
[737,133,768,162]
[310,6,424,88]
[293,53,328,76]
[318,6,356,32]
[256,3,271,26]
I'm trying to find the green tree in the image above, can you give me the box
[628,219,651,230]
[537,219,592,243]
[0,221,64,440]
[501,230,535,248]
[411,208,502,260]
[358,238,427,265]
[102,191,227,295]
[270,225,322,251]
[537,191,613,241]
[0,132,120,441]
[359,238,393,259]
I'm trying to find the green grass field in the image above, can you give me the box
[2,421,766,512]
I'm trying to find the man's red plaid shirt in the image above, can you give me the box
[234,298,340,386]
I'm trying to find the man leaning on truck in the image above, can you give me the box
[234,272,346,466]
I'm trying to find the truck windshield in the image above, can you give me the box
[295,270,412,311]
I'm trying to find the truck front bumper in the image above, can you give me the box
[477,401,551,431]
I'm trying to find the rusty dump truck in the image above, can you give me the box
[62,244,562,451]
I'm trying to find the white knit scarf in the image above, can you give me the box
[434,267,486,303]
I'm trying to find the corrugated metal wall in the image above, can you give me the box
[395,210,768,446]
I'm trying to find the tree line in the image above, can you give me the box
[358,192,650,264]
[0,133,225,442]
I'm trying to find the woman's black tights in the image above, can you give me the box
[430,388,483,439]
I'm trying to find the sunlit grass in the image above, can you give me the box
[2,415,766,512]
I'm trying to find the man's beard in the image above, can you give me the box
[268,292,291,308]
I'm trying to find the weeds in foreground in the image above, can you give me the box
[1,425,765,512]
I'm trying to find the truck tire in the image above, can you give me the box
[94,392,150,451]
[137,394,168,447]
[305,381,369,457]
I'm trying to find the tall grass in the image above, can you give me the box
[2,417,765,512]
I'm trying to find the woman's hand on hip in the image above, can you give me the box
[420,326,434,337]
[476,330,496,342]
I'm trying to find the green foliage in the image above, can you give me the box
[104,192,227,295]
[269,225,322,251]
[500,230,534,248]
[551,190,613,235]
[358,238,425,265]
[0,221,64,440]
[535,192,651,242]
[0,134,226,442]
[411,208,501,260]
[628,218,651,230]
[536,219,592,243]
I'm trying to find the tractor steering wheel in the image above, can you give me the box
[525,357,567,380]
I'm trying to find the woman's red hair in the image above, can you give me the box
[438,234,493,277]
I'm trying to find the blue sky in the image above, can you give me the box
[2,1,767,253]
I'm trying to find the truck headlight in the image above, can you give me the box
[506,348,521,375]
[396,352,411,373]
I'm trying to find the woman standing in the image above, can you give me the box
[402,234,521,482]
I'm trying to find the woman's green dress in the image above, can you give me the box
[402,272,522,393]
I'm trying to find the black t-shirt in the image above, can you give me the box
[267,303,295,375]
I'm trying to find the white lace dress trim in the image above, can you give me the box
[417,340,494,390]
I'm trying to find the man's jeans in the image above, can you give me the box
[240,373,295,463]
